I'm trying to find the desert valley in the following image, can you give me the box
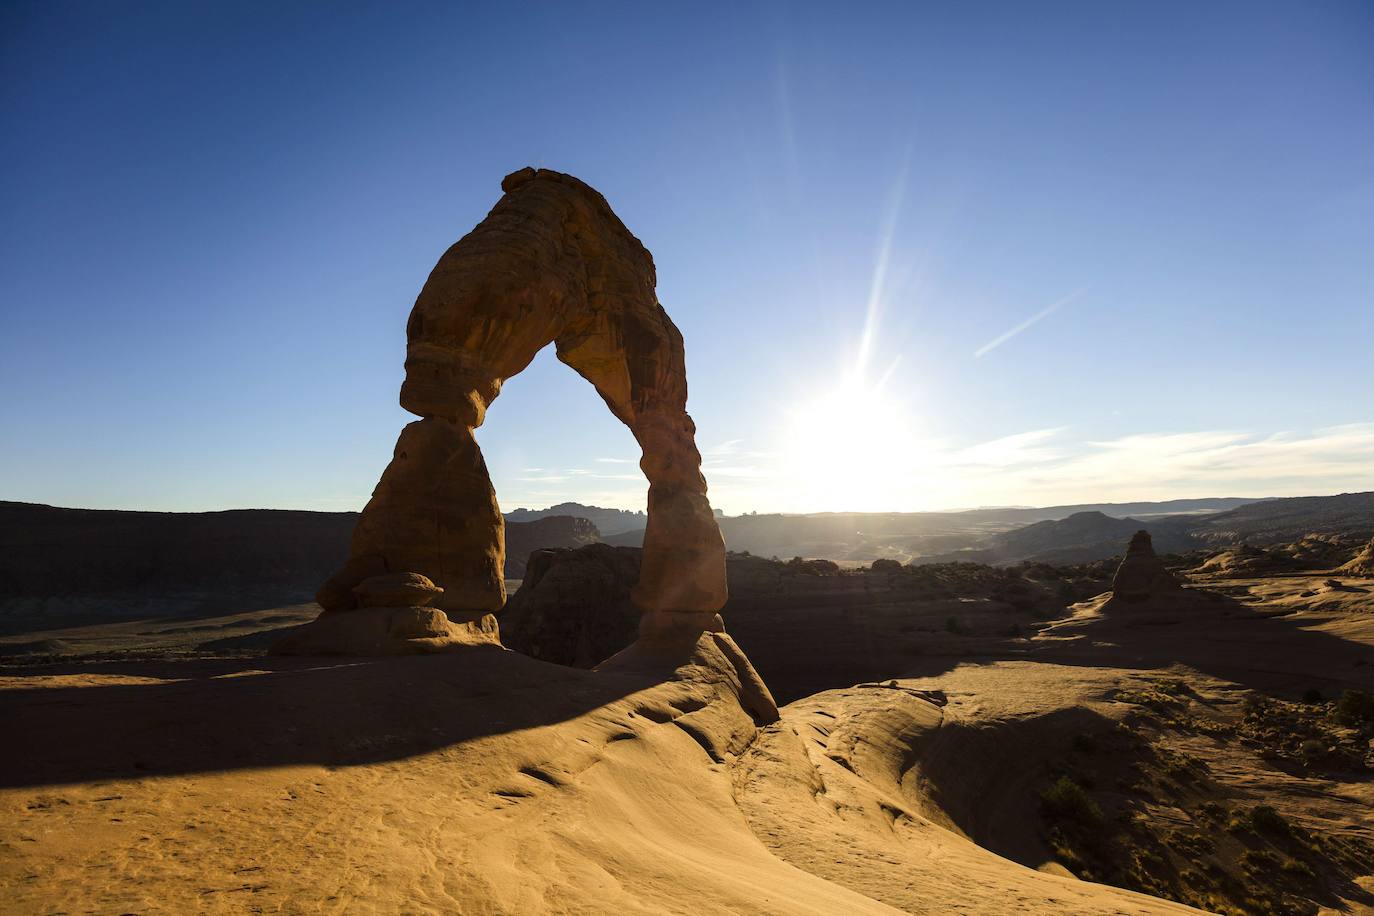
[5,5,1373,914]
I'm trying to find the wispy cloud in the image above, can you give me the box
[937,423,1374,506]
[500,423,1374,515]
[974,288,1086,358]
[594,457,635,464]
[705,439,744,457]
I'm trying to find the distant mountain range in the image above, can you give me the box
[914,492,1374,566]
[4,492,1370,632]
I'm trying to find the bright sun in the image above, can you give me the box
[780,373,923,513]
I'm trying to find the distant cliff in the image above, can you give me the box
[0,502,600,631]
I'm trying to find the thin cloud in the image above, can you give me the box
[594,457,635,464]
[705,439,744,456]
[974,288,1086,358]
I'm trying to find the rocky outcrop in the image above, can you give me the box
[1339,537,1374,576]
[501,544,641,667]
[273,570,499,656]
[1195,544,1303,579]
[294,168,730,655]
[1110,531,1181,601]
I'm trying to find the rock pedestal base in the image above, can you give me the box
[270,606,500,657]
[597,629,779,726]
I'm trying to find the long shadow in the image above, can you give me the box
[1026,590,1374,697]
[0,647,669,790]
[730,584,1374,704]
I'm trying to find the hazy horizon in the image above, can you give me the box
[3,2,1371,515]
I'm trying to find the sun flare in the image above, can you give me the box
[781,373,923,513]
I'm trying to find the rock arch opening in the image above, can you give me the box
[310,168,728,646]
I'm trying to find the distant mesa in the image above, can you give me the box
[1109,530,1182,602]
[505,503,645,537]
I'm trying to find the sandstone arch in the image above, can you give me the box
[317,168,727,642]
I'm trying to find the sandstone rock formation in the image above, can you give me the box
[1339,536,1374,576]
[273,569,499,656]
[286,168,728,654]
[1195,544,1302,579]
[1110,530,1182,601]
[501,543,641,667]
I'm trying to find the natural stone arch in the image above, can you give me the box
[317,168,727,641]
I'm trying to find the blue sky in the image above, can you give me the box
[2,1,1371,514]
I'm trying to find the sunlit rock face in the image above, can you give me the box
[1338,536,1374,577]
[287,168,727,654]
[1110,530,1181,601]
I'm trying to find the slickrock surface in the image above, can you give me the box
[304,168,728,653]
[1,644,1198,914]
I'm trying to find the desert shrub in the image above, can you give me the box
[1041,776,1102,825]
[1301,688,1325,704]
[1071,732,1098,754]
[1197,800,1227,821]
[1241,849,1280,873]
[944,616,967,635]
[1165,830,1215,857]
[1334,689,1374,725]
[869,557,902,573]
[786,557,840,576]
[1280,857,1317,884]
[1249,805,1290,836]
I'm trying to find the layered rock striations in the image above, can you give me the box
[1339,536,1374,577]
[273,572,499,656]
[281,168,729,655]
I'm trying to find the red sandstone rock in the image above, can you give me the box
[292,169,729,655]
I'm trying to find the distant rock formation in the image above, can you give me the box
[505,503,646,537]
[284,168,729,655]
[502,544,641,667]
[1195,544,1303,579]
[1110,531,1182,601]
[504,516,600,579]
[1339,537,1374,576]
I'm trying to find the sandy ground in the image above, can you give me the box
[2,573,1371,913]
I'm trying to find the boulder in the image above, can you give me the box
[352,572,443,608]
[270,606,500,656]
[500,544,642,667]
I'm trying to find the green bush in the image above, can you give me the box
[1250,805,1290,836]
[1041,776,1102,825]
[1334,689,1374,725]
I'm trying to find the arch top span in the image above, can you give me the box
[319,168,728,640]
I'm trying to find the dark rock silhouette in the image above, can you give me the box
[1110,530,1181,601]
